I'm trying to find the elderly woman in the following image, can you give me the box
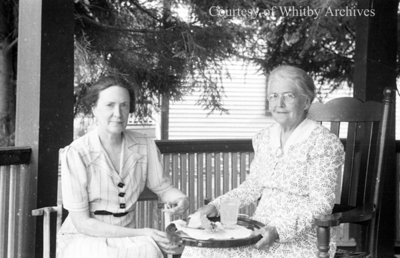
[57,76,189,258]
[182,65,344,258]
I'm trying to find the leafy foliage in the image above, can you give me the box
[190,0,357,99]
[0,0,397,145]
[74,0,363,120]
[74,0,248,119]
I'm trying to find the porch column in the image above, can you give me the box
[353,0,397,255]
[15,0,74,257]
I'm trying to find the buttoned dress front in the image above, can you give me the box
[57,129,186,258]
[182,119,344,258]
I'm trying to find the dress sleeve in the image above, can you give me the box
[211,131,265,211]
[146,138,186,203]
[61,146,89,212]
[269,131,344,242]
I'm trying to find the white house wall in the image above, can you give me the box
[168,60,273,139]
[167,60,400,140]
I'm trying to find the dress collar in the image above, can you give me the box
[270,118,317,154]
[88,128,139,150]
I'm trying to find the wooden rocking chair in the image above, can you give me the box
[308,88,394,258]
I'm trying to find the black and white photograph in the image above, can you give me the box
[0,0,398,257]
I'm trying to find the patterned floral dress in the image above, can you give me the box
[182,119,344,258]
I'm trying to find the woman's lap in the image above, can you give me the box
[57,234,163,258]
[181,242,318,258]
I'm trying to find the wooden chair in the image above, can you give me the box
[308,88,394,258]
[32,149,171,258]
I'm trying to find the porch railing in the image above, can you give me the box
[157,139,257,224]
[132,139,256,230]
[0,147,32,258]
[1,140,400,256]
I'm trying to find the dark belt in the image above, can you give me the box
[94,210,129,217]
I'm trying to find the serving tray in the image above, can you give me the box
[165,215,264,248]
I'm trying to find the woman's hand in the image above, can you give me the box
[253,226,279,251]
[164,196,189,215]
[186,204,218,228]
[197,204,218,217]
[145,228,183,254]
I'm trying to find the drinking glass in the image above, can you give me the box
[220,198,240,228]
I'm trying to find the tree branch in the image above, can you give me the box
[97,47,143,52]
[75,14,157,34]
[131,0,162,23]
[4,37,17,53]
[344,24,356,39]
[321,44,352,62]
[234,53,264,64]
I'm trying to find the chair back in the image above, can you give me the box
[308,88,394,255]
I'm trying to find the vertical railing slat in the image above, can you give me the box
[188,154,196,213]
[139,202,146,227]
[223,153,230,193]
[151,201,159,229]
[240,153,247,183]
[231,153,238,189]
[180,154,188,196]
[196,153,204,209]
[134,203,139,226]
[0,165,10,258]
[214,153,221,198]
[163,154,171,178]
[180,153,188,218]
[205,153,213,200]
[17,165,28,258]
[172,154,179,188]
[7,165,19,258]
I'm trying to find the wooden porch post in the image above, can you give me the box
[354,0,397,101]
[353,0,397,255]
[15,0,74,257]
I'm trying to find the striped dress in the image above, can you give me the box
[57,129,186,258]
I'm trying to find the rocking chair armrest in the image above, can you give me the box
[315,204,375,227]
[32,205,61,216]
[32,204,64,258]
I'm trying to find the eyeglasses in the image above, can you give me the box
[267,92,303,104]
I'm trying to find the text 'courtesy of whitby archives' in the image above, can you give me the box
[208,6,375,19]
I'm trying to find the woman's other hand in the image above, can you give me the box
[164,196,189,215]
[145,228,183,254]
[197,204,218,217]
[186,204,218,228]
[253,226,279,251]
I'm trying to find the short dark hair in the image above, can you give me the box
[82,76,136,113]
